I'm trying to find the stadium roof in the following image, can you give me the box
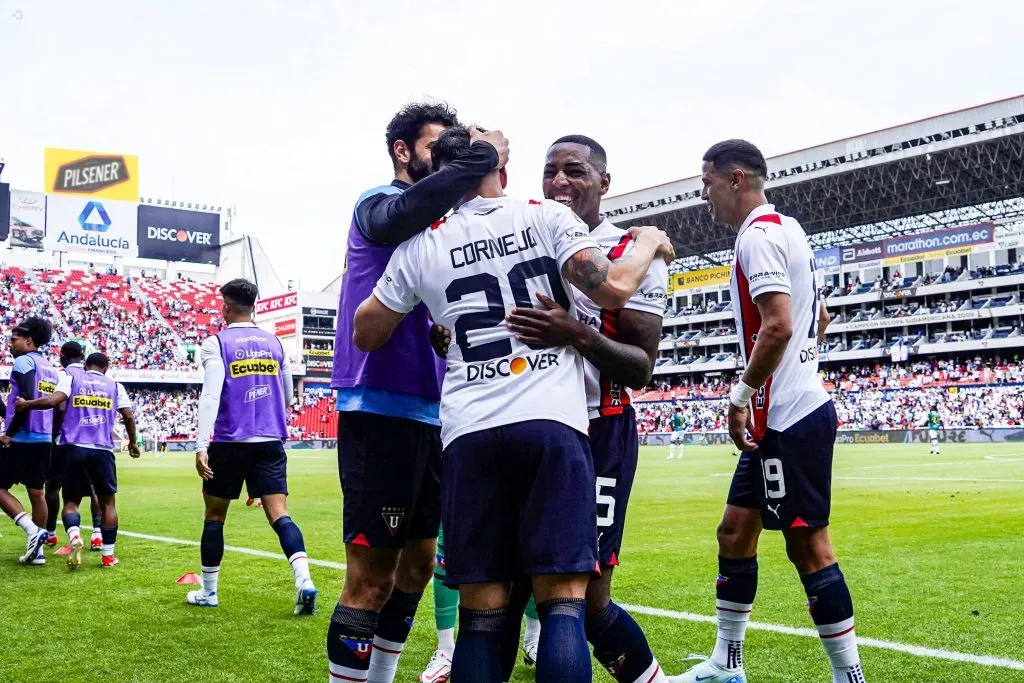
[601,95,1024,270]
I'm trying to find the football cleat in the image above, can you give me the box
[44,533,58,548]
[667,656,746,683]
[67,536,84,571]
[23,529,48,564]
[418,649,452,683]
[294,581,318,616]
[101,555,119,568]
[186,589,219,608]
[522,640,539,667]
[18,546,46,566]
[90,535,103,552]
[246,497,255,507]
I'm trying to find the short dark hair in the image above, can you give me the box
[550,135,608,173]
[60,341,85,363]
[86,352,109,370]
[220,279,259,310]
[702,139,768,179]
[12,317,53,348]
[431,125,475,172]
[386,102,459,171]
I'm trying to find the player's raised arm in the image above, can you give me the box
[561,226,674,310]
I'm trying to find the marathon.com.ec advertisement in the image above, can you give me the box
[136,205,221,264]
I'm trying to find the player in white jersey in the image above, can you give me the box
[670,140,865,683]
[354,125,673,683]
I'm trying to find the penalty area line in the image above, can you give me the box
[83,526,1024,671]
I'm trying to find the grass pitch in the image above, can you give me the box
[0,443,1021,682]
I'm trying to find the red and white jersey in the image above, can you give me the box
[573,219,668,419]
[729,204,830,439]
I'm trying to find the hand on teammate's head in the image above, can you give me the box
[628,225,676,263]
[469,126,509,169]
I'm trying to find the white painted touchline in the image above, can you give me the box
[72,526,1024,672]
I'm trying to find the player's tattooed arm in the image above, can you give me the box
[562,248,611,291]
[576,308,662,389]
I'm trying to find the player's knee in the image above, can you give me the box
[716,518,750,554]
[397,545,436,590]
[785,529,835,573]
[344,572,395,611]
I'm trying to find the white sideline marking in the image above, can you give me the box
[74,526,1024,671]
[984,455,1024,462]
[835,476,1024,483]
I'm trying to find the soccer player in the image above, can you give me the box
[187,279,317,615]
[16,352,139,569]
[0,317,57,565]
[42,341,104,553]
[328,102,509,683]
[667,406,686,460]
[927,406,941,455]
[669,140,865,683]
[353,125,673,683]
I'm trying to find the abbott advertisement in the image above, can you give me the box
[45,148,139,202]
[45,195,138,257]
[9,190,47,250]
[137,205,221,264]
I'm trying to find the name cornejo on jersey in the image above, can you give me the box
[450,226,538,268]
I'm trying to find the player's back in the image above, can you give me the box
[377,196,598,447]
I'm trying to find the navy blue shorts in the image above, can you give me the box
[48,444,70,485]
[441,420,598,587]
[589,407,640,567]
[0,442,50,491]
[727,401,838,531]
[204,441,288,500]
[338,411,442,549]
[64,446,117,499]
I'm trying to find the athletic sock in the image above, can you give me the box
[328,604,377,683]
[201,519,224,566]
[712,555,757,670]
[13,511,39,537]
[63,512,82,542]
[451,606,506,682]
[586,601,667,682]
[91,509,102,530]
[101,525,117,557]
[525,594,540,641]
[801,563,865,683]
[271,516,310,586]
[201,564,220,594]
[536,598,591,683]
[367,588,422,683]
[433,576,459,657]
[45,498,58,535]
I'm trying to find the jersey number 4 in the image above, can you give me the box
[445,256,571,362]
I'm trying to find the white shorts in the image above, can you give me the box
[928,429,939,440]
[671,430,686,444]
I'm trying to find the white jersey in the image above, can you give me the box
[729,204,830,438]
[573,219,668,419]
[374,196,599,447]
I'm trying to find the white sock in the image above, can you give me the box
[711,599,751,670]
[288,551,311,589]
[678,444,684,459]
[367,635,405,683]
[631,658,668,683]
[523,615,541,647]
[67,526,82,543]
[13,512,39,537]
[201,565,220,594]
[668,444,675,458]
[817,617,865,682]
[91,527,102,540]
[102,543,115,557]
[437,627,455,658]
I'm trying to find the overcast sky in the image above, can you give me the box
[1,0,1021,291]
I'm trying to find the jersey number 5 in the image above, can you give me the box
[445,256,571,362]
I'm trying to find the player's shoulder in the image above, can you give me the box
[354,183,403,209]
[12,354,36,372]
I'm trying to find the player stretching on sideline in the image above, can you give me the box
[667,406,686,460]
[17,352,139,569]
[328,102,509,683]
[186,279,316,614]
[355,125,673,683]
[42,341,104,553]
[1,318,57,565]
[927,406,942,455]
[670,140,863,683]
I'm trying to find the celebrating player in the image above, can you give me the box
[0,317,57,565]
[16,352,139,569]
[328,102,509,683]
[187,279,317,615]
[42,341,104,553]
[354,125,673,682]
[669,140,864,683]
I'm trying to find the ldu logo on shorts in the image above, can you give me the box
[381,507,406,536]
[465,352,559,381]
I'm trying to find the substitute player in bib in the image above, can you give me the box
[1,317,58,565]
[329,102,509,683]
[354,125,673,683]
[188,279,317,615]
[927,406,942,455]
[16,352,139,569]
[670,140,864,683]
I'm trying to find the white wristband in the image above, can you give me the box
[730,381,757,408]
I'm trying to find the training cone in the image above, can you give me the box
[176,572,201,584]
[55,545,71,556]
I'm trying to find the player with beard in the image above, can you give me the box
[431,135,673,683]
[328,103,509,683]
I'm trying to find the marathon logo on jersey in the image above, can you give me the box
[228,359,280,378]
[244,385,273,403]
[465,352,560,382]
[450,226,538,269]
[72,395,114,410]
[54,155,130,194]
[37,380,56,395]
[381,507,406,536]
[79,415,107,427]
